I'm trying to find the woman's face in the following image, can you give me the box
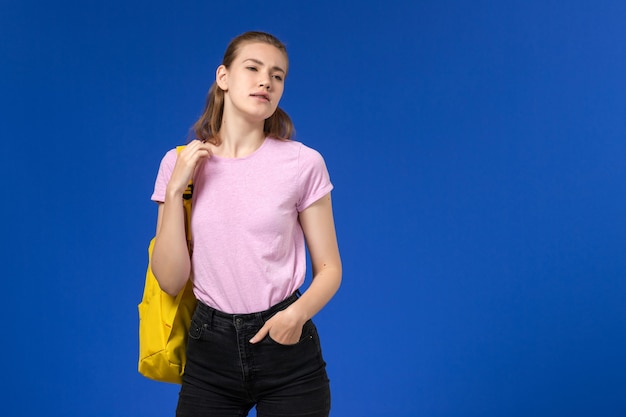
[217,42,288,123]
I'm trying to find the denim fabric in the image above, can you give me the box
[176,292,331,417]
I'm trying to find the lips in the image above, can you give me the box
[250,93,270,102]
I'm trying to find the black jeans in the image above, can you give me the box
[176,292,331,417]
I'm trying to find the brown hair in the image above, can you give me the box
[191,31,294,144]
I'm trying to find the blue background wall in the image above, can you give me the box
[2,1,625,416]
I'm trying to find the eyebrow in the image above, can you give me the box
[243,58,286,74]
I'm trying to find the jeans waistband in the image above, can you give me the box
[196,291,301,325]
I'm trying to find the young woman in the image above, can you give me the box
[150,31,342,417]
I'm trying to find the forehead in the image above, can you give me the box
[235,42,288,70]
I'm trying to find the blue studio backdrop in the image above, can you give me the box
[1,1,625,416]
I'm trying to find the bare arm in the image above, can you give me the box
[151,140,212,296]
[250,192,342,344]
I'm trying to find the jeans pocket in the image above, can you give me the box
[264,320,316,347]
[254,320,326,380]
[188,316,205,340]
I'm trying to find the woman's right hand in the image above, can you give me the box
[166,140,213,197]
[152,140,213,295]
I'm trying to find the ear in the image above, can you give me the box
[216,65,228,91]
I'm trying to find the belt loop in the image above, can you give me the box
[255,312,264,327]
[209,308,215,330]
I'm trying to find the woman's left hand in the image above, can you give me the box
[249,307,306,345]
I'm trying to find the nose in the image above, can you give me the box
[259,76,271,89]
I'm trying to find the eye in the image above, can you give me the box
[246,66,258,72]
[272,74,283,81]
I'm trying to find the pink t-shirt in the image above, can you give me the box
[151,138,333,314]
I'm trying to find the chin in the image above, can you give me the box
[253,110,277,122]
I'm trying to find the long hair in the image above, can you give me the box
[191,31,294,144]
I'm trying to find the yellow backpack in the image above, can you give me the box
[138,146,197,384]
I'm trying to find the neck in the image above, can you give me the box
[215,116,266,159]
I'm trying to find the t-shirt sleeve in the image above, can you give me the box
[151,148,178,203]
[296,144,334,212]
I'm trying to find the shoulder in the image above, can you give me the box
[161,148,178,163]
[266,138,325,162]
[296,141,326,170]
[155,148,179,171]
[152,148,180,201]
[154,148,180,181]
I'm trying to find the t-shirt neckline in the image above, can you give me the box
[210,137,270,162]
